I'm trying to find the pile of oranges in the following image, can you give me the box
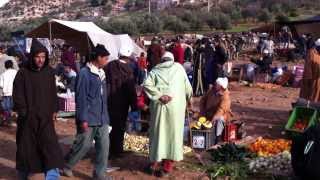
[255,83,281,90]
[248,137,292,157]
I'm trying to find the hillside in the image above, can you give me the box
[0,0,125,23]
[0,0,320,41]
[1,0,320,23]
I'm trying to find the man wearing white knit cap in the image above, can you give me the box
[200,77,232,144]
[103,45,138,159]
[300,38,320,102]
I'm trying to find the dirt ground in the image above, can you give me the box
[0,53,302,180]
[0,81,299,180]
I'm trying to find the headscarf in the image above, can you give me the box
[161,51,174,62]
[216,77,228,89]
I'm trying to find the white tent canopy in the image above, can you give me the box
[27,19,145,60]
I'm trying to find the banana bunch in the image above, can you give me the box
[123,133,193,154]
[190,117,213,130]
[124,133,149,154]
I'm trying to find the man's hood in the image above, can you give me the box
[27,39,49,71]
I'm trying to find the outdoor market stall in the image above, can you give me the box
[26,19,145,61]
[26,19,145,117]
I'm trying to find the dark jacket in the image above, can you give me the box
[75,66,110,127]
[211,44,228,82]
[214,45,228,65]
[104,60,137,123]
[256,55,273,73]
[204,45,215,85]
[147,44,164,71]
[13,39,64,173]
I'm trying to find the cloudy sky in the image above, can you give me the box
[0,0,9,7]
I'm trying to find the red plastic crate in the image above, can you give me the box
[223,122,238,142]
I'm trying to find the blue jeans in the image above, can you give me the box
[2,96,13,112]
[18,168,60,180]
[2,96,13,121]
[128,111,141,132]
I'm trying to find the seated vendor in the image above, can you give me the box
[252,49,273,73]
[200,77,231,144]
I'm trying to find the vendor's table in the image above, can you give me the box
[57,111,75,118]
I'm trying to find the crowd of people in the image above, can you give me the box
[0,37,196,180]
[0,26,319,179]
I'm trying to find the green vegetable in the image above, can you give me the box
[209,143,254,162]
[207,162,249,180]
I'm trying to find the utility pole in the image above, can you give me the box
[207,0,210,13]
[148,0,151,14]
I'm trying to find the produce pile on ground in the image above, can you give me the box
[247,138,293,175]
[255,83,281,90]
[206,138,293,179]
[123,133,193,154]
[207,161,249,179]
[209,143,253,162]
[248,138,291,157]
[206,143,254,179]
[249,151,292,175]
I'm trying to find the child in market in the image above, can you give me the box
[128,86,149,132]
[0,60,17,126]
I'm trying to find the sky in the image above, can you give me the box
[0,0,9,7]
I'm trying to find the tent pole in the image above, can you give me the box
[87,35,92,62]
[49,21,52,41]
[274,23,276,37]
[49,21,56,65]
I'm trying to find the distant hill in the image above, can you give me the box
[0,0,320,40]
[1,0,320,24]
[0,0,123,24]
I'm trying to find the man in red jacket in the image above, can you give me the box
[172,40,185,64]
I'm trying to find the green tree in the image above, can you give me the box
[179,10,204,31]
[270,4,282,13]
[102,4,113,16]
[220,2,235,15]
[281,0,296,13]
[230,9,242,23]
[135,0,146,8]
[258,9,272,23]
[289,9,299,17]
[137,14,162,34]
[125,0,135,9]
[0,25,11,41]
[125,0,145,9]
[99,18,139,35]
[190,12,206,31]
[276,14,290,22]
[218,13,232,30]
[241,8,257,20]
[163,15,189,33]
[206,13,220,30]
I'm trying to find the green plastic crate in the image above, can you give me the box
[285,107,319,136]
